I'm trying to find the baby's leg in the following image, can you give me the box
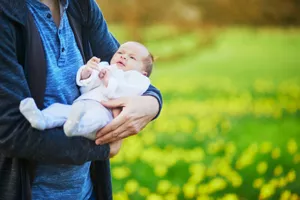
[20,98,71,130]
[41,103,71,129]
[64,100,113,140]
[63,100,87,138]
[20,98,46,130]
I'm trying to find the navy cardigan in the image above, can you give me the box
[0,0,162,199]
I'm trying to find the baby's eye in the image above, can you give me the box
[117,51,122,54]
[130,56,136,60]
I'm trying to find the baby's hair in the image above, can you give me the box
[143,52,155,77]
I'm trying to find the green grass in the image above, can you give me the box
[109,26,300,199]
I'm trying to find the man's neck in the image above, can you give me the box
[40,0,61,27]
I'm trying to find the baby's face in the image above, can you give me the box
[110,42,149,74]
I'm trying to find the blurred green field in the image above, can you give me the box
[109,26,300,200]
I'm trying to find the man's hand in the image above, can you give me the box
[81,57,100,80]
[95,96,159,145]
[108,139,122,158]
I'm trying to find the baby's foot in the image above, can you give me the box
[63,101,85,137]
[19,98,46,130]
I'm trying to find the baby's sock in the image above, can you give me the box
[63,101,85,137]
[19,98,46,130]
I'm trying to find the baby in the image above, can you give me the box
[19,41,154,140]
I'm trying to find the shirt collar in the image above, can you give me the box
[61,0,69,10]
[26,0,69,11]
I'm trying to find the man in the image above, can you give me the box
[0,0,162,199]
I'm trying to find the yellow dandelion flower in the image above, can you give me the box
[188,174,204,185]
[183,183,196,199]
[221,194,239,200]
[112,167,131,180]
[113,191,129,200]
[164,193,178,200]
[260,142,272,154]
[286,170,296,183]
[257,162,268,175]
[230,173,243,188]
[124,179,139,194]
[208,140,225,155]
[287,139,298,155]
[189,163,206,175]
[198,184,210,195]
[253,178,264,189]
[271,148,281,159]
[290,194,299,200]
[218,162,232,177]
[269,179,279,188]
[206,167,217,177]
[278,177,287,188]
[235,143,258,169]
[157,180,172,194]
[146,194,164,200]
[177,117,195,133]
[221,119,231,133]
[141,133,156,145]
[196,195,212,200]
[254,79,274,93]
[209,178,227,192]
[169,186,181,195]
[225,142,236,160]
[123,137,144,162]
[274,165,283,176]
[293,153,300,164]
[259,184,275,199]
[154,165,168,177]
[139,187,150,197]
[280,190,291,200]
[187,148,205,162]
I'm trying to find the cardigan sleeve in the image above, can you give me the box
[0,13,110,165]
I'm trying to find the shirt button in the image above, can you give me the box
[46,13,51,18]
[62,47,65,52]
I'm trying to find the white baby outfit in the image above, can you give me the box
[19,62,150,140]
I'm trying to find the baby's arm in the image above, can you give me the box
[101,69,151,99]
[80,57,100,80]
[98,68,111,87]
[76,57,104,94]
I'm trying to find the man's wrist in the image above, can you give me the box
[144,95,159,118]
[142,91,162,120]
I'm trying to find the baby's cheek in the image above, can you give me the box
[110,59,116,65]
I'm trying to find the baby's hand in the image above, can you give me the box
[98,68,110,87]
[81,57,101,80]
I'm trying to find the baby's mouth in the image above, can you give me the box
[116,61,125,67]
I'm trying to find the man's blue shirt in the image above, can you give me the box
[26,0,93,199]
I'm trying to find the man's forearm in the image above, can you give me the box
[0,119,110,165]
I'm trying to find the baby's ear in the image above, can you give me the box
[153,56,159,61]
[142,71,148,77]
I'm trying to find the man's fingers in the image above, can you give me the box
[96,129,131,145]
[101,98,127,109]
[95,132,114,145]
[117,130,134,140]
[96,112,127,138]
[96,118,143,145]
